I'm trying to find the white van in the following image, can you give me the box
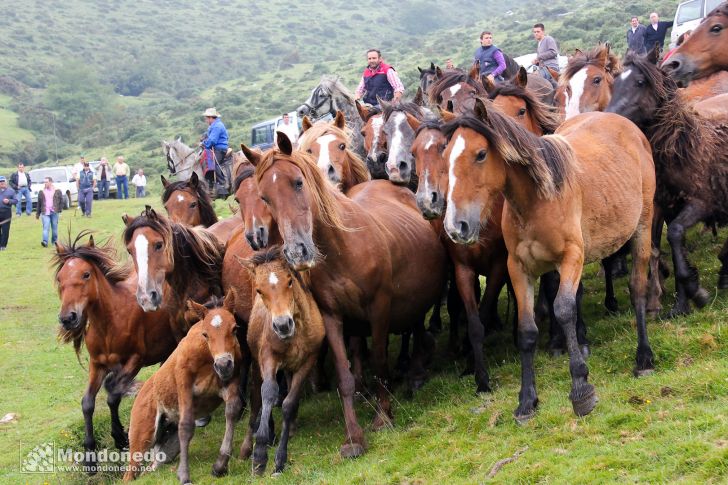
[29,166,77,209]
[670,0,724,48]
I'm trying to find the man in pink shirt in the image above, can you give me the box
[35,176,63,247]
[354,49,404,107]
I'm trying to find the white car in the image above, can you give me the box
[669,0,723,48]
[29,166,77,210]
[513,53,569,72]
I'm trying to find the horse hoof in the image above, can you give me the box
[513,409,536,425]
[633,367,655,378]
[580,345,591,359]
[718,274,728,290]
[570,383,597,417]
[372,413,393,431]
[211,464,228,477]
[195,415,211,427]
[253,462,267,476]
[605,299,619,315]
[692,287,710,308]
[340,442,365,459]
[666,305,691,319]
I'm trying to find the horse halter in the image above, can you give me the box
[166,145,198,175]
[302,86,336,121]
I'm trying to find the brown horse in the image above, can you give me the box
[418,62,444,98]
[680,71,728,101]
[443,99,656,421]
[53,232,177,474]
[356,103,388,179]
[298,111,370,192]
[123,291,242,484]
[161,172,218,227]
[429,69,485,114]
[663,1,728,85]
[238,246,326,475]
[123,206,224,339]
[554,44,621,120]
[255,134,446,457]
[607,49,728,314]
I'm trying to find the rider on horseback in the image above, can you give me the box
[200,107,228,194]
[354,49,404,108]
[473,31,507,84]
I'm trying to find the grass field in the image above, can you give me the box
[0,94,34,150]
[0,195,726,484]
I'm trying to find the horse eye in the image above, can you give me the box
[475,149,487,162]
[190,202,197,208]
[306,148,313,154]
[711,24,723,33]
[288,278,293,288]
[518,108,527,117]
[338,143,346,151]
[154,242,163,251]
[439,144,447,153]
[294,179,304,192]
[261,196,270,205]
[593,77,602,85]
[82,272,91,280]
[636,80,645,87]
[202,331,209,340]
[256,288,262,295]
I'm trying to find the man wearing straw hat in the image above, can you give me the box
[200,107,228,192]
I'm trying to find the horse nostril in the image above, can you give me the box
[245,232,259,250]
[377,153,387,164]
[257,227,267,247]
[398,161,408,172]
[327,165,336,177]
[458,220,470,236]
[150,290,160,305]
[431,192,438,204]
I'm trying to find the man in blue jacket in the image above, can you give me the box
[644,12,673,60]
[200,107,228,192]
[0,176,17,250]
[627,16,648,54]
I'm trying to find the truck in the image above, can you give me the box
[250,111,302,150]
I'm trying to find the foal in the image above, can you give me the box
[124,291,242,484]
[238,246,325,475]
[161,172,218,227]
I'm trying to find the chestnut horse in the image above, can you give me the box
[662,1,728,85]
[443,99,656,421]
[607,50,728,314]
[161,172,218,227]
[124,292,242,484]
[298,111,370,192]
[239,246,326,475]
[356,103,388,179]
[255,134,447,457]
[554,44,621,120]
[428,68,485,114]
[53,232,177,474]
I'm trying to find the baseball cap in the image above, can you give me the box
[0,176,6,182]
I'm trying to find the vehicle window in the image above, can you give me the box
[252,125,272,145]
[30,168,68,183]
[676,0,703,24]
[706,0,722,14]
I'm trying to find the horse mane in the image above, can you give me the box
[319,75,354,102]
[560,44,622,86]
[52,230,132,357]
[441,101,577,199]
[414,118,444,136]
[428,71,485,105]
[233,166,256,192]
[123,207,224,301]
[255,148,351,232]
[297,121,370,188]
[487,83,561,134]
[249,245,311,297]
[382,101,426,122]
[161,179,218,227]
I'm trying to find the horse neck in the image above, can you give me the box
[502,162,540,221]
[291,276,320,340]
[647,89,705,165]
[311,190,351,253]
[86,268,123,336]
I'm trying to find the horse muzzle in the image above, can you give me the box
[58,310,84,330]
[213,354,235,381]
[272,315,296,341]
[296,105,311,117]
[661,55,695,87]
[136,287,163,312]
[283,241,316,271]
[325,164,341,185]
[386,160,412,185]
[366,153,389,180]
[416,189,445,220]
[444,207,480,245]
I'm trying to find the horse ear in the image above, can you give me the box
[647,43,660,65]
[88,235,95,248]
[186,299,207,321]
[418,66,423,74]
[446,99,455,113]
[122,213,134,226]
[176,136,182,143]
[435,66,444,79]
[413,86,424,106]
[334,110,346,129]
[355,101,370,122]
[301,116,313,133]
[241,143,262,167]
[439,107,457,122]
[430,62,436,71]
[276,132,293,156]
[160,175,169,188]
[515,66,528,88]
[235,255,256,275]
[405,112,421,132]
[189,172,199,188]
[222,287,237,312]
[55,241,66,255]
[163,141,170,149]
[595,44,610,67]
[474,98,490,123]
[482,74,496,94]
[574,48,583,57]
[469,61,480,81]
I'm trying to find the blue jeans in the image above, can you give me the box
[98,179,110,199]
[16,187,31,215]
[116,176,129,199]
[537,66,558,87]
[41,212,59,244]
[79,187,93,215]
[135,186,145,198]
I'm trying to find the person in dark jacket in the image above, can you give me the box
[627,16,648,54]
[644,12,673,60]
[36,176,63,247]
[473,31,508,84]
[354,49,405,107]
[200,107,229,192]
[0,176,17,250]
[10,162,32,216]
[77,161,95,217]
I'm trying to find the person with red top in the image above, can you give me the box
[354,49,404,107]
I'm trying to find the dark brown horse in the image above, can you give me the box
[429,69,485,114]
[418,62,443,98]
[607,49,728,314]
[443,99,656,421]
[356,103,388,179]
[255,134,447,457]
[663,1,728,85]
[161,172,218,228]
[54,232,178,474]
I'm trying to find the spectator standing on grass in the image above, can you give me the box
[0,176,17,251]
[627,16,648,54]
[644,11,673,60]
[131,169,147,198]
[114,156,130,199]
[77,161,95,217]
[96,157,110,199]
[36,177,63,247]
[10,162,32,216]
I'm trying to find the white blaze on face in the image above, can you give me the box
[272,172,277,183]
[387,112,405,168]
[449,84,462,97]
[176,194,184,203]
[446,134,466,223]
[424,133,436,151]
[268,271,279,287]
[620,69,632,81]
[565,68,588,120]
[316,134,337,172]
[134,235,149,294]
[210,314,222,328]
[369,116,384,159]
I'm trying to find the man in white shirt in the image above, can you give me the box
[275,113,300,147]
[10,163,32,216]
[131,168,147,198]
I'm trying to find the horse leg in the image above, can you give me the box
[508,257,540,422]
[323,314,366,458]
[235,319,251,407]
[348,335,365,393]
[602,255,619,314]
[481,257,508,334]
[446,268,464,355]
[631,220,656,377]
[554,248,597,417]
[647,208,665,316]
[253,362,278,475]
[534,277,550,326]
[212,380,243,477]
[274,356,316,474]
[395,332,411,376]
[176,383,195,485]
[107,357,141,450]
[455,264,490,393]
[370,297,394,431]
[427,287,444,334]
[718,236,728,289]
[82,364,106,475]
[666,204,710,316]
[240,363,262,460]
[123,386,156,481]
[407,316,429,393]
[541,271,564,356]
[575,282,590,358]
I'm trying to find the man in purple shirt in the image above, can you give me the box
[473,31,507,84]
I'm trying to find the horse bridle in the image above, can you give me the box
[302,85,336,121]
[166,146,198,176]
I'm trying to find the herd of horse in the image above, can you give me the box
[53,5,728,482]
